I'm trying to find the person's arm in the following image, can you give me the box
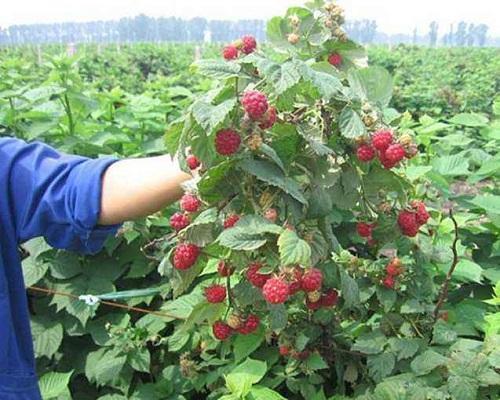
[99,155,191,225]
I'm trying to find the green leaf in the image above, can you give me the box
[405,165,433,181]
[128,348,151,373]
[451,259,483,284]
[85,348,127,386]
[304,353,328,370]
[234,327,265,362]
[193,59,241,79]
[339,107,366,139]
[448,376,478,400]
[268,61,302,95]
[352,331,387,355]
[432,154,470,177]
[411,350,449,376]
[268,303,288,331]
[225,359,267,398]
[49,251,82,280]
[449,113,489,127]
[432,320,458,345]
[31,317,63,359]
[22,257,48,286]
[329,166,360,209]
[367,353,395,382]
[469,194,500,215]
[348,66,393,107]
[239,159,307,205]
[340,270,360,309]
[388,338,420,361]
[192,98,236,135]
[217,214,283,251]
[198,159,236,203]
[39,371,73,399]
[298,61,343,100]
[249,386,287,400]
[277,229,312,266]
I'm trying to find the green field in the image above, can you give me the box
[1,22,499,400]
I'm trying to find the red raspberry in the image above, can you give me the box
[215,129,241,156]
[279,345,290,356]
[412,201,430,225]
[306,298,322,310]
[186,155,201,170]
[398,211,419,237]
[385,144,406,164]
[213,321,233,340]
[217,260,234,277]
[246,263,271,288]
[170,212,190,231]
[321,289,339,307]
[357,222,374,238]
[386,258,403,276]
[357,144,375,162]
[204,284,227,303]
[328,53,342,67]
[241,35,257,54]
[180,194,201,213]
[262,278,289,304]
[242,90,269,120]
[379,151,398,169]
[301,268,323,292]
[383,275,395,289]
[222,44,238,60]
[372,130,394,152]
[264,208,278,223]
[237,314,260,334]
[258,106,277,130]
[224,214,240,229]
[173,243,200,270]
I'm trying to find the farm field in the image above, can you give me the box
[0,7,499,400]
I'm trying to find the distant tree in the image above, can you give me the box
[412,28,418,45]
[429,21,438,47]
[455,21,467,46]
[475,24,489,46]
[467,23,475,46]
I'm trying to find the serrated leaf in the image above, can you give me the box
[449,113,488,127]
[432,154,470,176]
[218,215,283,250]
[277,229,312,266]
[367,353,395,382]
[193,59,241,79]
[348,66,393,107]
[128,348,151,373]
[226,359,267,398]
[268,303,288,331]
[352,330,387,355]
[388,338,420,361]
[411,350,449,376]
[448,376,478,400]
[39,371,73,399]
[339,107,366,139]
[85,348,127,386]
[31,318,63,359]
[340,270,360,309]
[298,61,343,100]
[22,257,48,286]
[304,353,328,370]
[239,159,307,205]
[192,98,236,135]
[234,327,265,362]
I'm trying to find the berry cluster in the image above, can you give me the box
[212,313,260,341]
[356,222,377,246]
[356,129,417,169]
[382,258,404,289]
[222,35,257,60]
[398,201,430,237]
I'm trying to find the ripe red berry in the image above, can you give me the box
[173,243,200,270]
[242,90,269,120]
[241,35,257,54]
[357,222,374,238]
[385,143,406,164]
[213,321,233,340]
[306,298,322,310]
[204,284,227,303]
[180,194,201,213]
[258,106,277,130]
[262,278,289,304]
[217,260,234,277]
[223,44,238,60]
[383,275,395,289]
[301,268,323,292]
[357,144,375,162]
[321,289,339,307]
[386,258,403,276]
[372,130,394,152]
[186,155,201,170]
[412,201,430,225]
[224,214,240,229]
[328,53,342,67]
[237,314,260,334]
[170,212,190,231]
[246,263,271,288]
[379,151,398,169]
[215,129,241,156]
[264,208,278,223]
[279,345,290,356]
[398,210,420,237]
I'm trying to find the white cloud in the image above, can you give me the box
[0,0,499,35]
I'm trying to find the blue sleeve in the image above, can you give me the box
[1,138,121,254]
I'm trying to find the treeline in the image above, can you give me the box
[0,14,497,47]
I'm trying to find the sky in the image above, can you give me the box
[1,0,499,36]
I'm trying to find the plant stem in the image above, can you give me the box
[433,209,460,321]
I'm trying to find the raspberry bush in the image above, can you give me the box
[159,2,500,399]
